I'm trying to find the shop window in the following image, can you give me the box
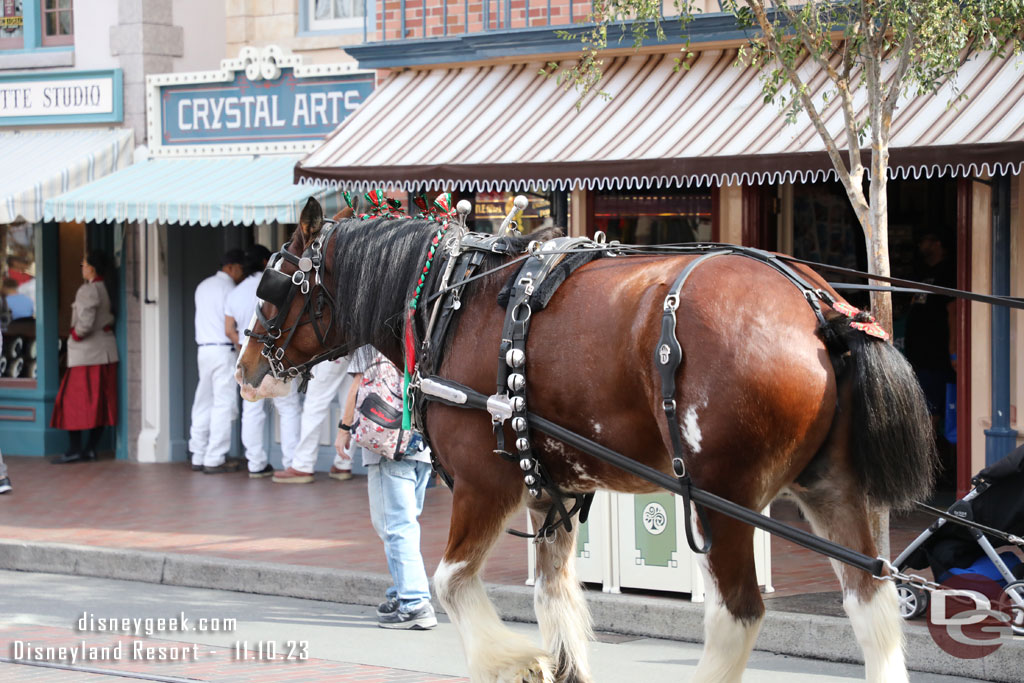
[593,188,713,245]
[0,0,24,49]
[309,0,365,31]
[472,190,554,234]
[40,0,72,46]
[1,222,38,382]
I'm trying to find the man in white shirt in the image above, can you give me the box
[273,356,354,484]
[225,244,301,478]
[189,249,245,473]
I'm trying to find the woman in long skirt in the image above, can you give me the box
[50,250,118,464]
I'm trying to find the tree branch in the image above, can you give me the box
[882,22,916,123]
[743,1,858,195]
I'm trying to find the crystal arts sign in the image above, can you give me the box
[147,45,374,156]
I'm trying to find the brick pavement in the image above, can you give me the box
[0,624,466,682]
[0,455,935,599]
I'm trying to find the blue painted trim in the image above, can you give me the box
[0,69,124,126]
[115,226,129,460]
[0,45,72,55]
[985,173,1018,464]
[24,0,41,50]
[345,13,751,68]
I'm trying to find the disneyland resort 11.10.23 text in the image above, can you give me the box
[10,612,238,664]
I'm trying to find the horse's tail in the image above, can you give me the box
[824,316,938,509]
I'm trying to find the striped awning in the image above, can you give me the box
[296,49,1024,192]
[1,128,134,224]
[45,155,341,227]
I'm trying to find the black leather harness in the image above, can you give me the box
[410,235,862,546]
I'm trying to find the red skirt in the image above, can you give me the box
[50,363,118,430]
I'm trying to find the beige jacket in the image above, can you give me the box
[67,280,118,367]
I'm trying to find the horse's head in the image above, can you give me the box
[236,198,351,400]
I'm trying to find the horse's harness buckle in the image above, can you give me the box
[518,276,535,297]
[672,457,686,478]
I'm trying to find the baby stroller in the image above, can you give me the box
[892,445,1024,634]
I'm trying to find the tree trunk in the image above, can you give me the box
[865,130,894,559]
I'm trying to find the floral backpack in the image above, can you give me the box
[353,352,412,460]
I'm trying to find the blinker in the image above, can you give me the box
[256,268,293,308]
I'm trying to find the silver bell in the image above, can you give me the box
[511,396,526,412]
[519,458,533,471]
[524,474,536,485]
[511,417,527,432]
[505,348,525,368]
[516,437,530,452]
[530,487,541,498]
[507,373,525,392]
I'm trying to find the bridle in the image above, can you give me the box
[246,219,351,389]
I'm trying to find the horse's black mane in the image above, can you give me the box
[329,216,562,360]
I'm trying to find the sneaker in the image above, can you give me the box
[376,596,399,617]
[203,460,243,474]
[191,464,203,472]
[0,477,10,494]
[249,464,274,479]
[272,467,314,484]
[329,466,353,481]
[378,603,437,630]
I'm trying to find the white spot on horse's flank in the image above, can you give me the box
[591,422,603,435]
[541,437,566,457]
[681,406,702,454]
[570,462,599,486]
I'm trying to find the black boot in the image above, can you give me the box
[52,430,80,464]
[52,430,95,464]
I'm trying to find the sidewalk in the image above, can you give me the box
[0,455,931,599]
[4,455,1021,681]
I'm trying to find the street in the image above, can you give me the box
[0,570,977,683]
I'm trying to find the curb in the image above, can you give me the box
[1,539,1019,681]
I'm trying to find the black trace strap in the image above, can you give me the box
[657,252,727,555]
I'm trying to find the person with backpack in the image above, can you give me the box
[335,346,437,630]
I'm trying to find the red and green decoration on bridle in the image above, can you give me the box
[343,189,457,224]
[401,192,457,429]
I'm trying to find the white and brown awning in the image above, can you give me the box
[296,49,1024,192]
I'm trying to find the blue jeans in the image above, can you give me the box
[367,458,432,612]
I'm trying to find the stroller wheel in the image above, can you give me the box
[896,582,929,619]
[1002,580,1024,637]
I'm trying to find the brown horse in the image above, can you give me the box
[236,198,936,683]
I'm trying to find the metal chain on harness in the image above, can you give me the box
[873,558,947,593]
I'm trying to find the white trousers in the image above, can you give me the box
[241,381,302,472]
[290,358,353,473]
[189,346,238,468]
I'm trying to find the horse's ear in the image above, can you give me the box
[299,197,324,241]
[333,206,354,220]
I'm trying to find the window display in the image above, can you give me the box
[593,188,712,245]
[1,221,37,380]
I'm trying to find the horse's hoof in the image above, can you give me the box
[500,658,553,683]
